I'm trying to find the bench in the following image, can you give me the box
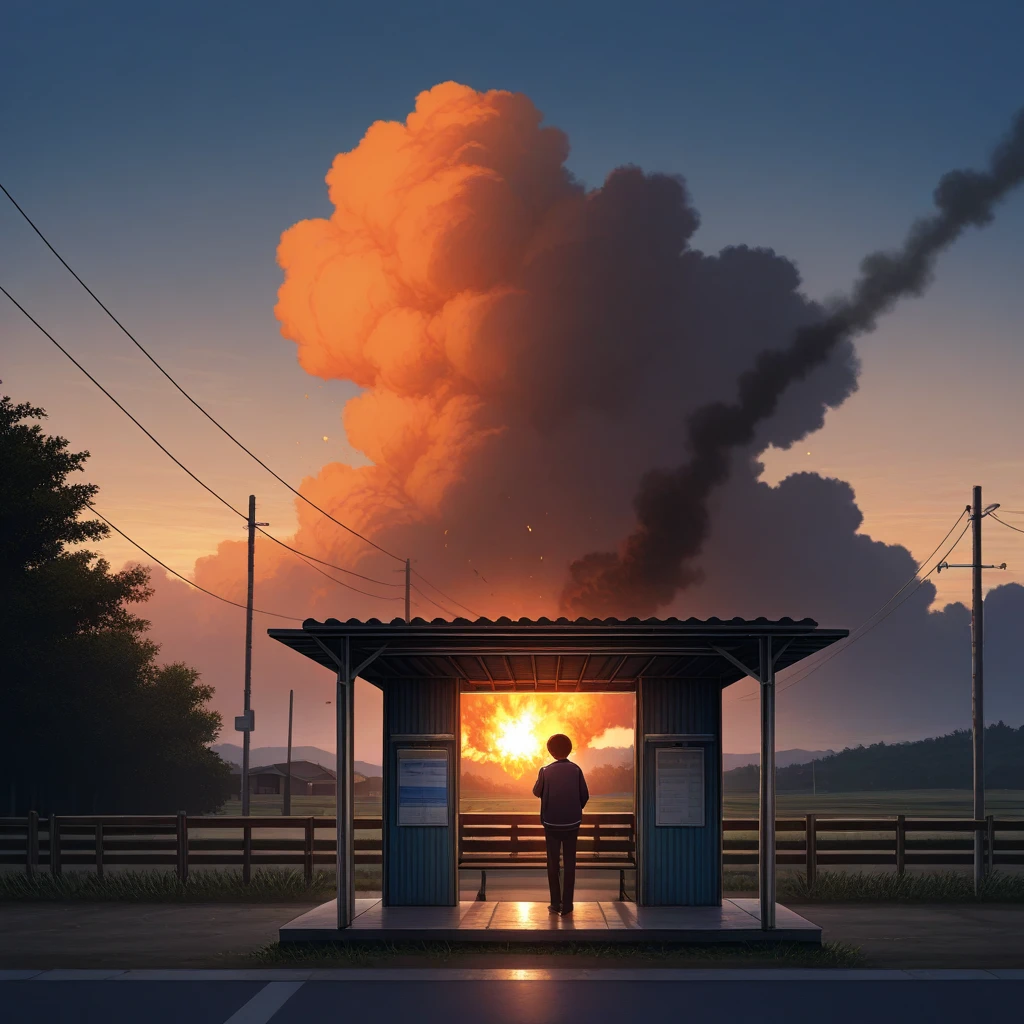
[458,812,635,901]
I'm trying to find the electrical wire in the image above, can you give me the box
[1,182,488,609]
[410,582,462,619]
[736,508,971,702]
[88,505,302,621]
[411,569,481,618]
[1,284,401,600]
[990,513,1024,535]
[761,517,972,699]
[1,181,401,561]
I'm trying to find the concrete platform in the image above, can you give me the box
[280,899,821,945]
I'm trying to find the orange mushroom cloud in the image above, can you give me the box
[274,82,577,531]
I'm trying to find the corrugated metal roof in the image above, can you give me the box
[301,615,819,628]
[269,614,847,692]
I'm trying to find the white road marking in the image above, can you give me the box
[220,981,304,1023]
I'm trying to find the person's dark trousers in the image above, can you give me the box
[544,827,579,911]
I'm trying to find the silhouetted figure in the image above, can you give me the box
[533,733,589,916]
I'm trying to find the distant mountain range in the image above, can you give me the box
[212,743,381,778]
[211,743,833,779]
[723,749,835,771]
[726,725,1024,793]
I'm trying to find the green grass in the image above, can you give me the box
[0,868,376,902]
[781,870,1024,903]
[215,789,1024,819]
[216,795,381,817]
[723,789,1024,818]
[252,938,863,968]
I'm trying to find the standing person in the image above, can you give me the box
[533,733,589,916]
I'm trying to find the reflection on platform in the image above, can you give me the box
[280,898,821,945]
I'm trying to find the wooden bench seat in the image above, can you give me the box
[458,812,635,901]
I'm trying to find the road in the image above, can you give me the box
[3,969,1022,1024]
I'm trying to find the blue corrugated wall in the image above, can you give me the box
[383,678,459,906]
[638,678,722,906]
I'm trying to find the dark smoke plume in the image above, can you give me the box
[561,108,1024,617]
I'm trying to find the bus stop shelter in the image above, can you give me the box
[269,615,846,944]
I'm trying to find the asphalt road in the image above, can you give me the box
[4,971,1022,1024]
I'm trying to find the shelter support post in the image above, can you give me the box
[337,637,354,931]
[759,636,776,931]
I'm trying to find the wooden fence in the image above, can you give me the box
[2,813,1023,887]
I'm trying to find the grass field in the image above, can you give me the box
[724,789,1024,818]
[214,790,1024,818]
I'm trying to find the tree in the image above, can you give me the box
[0,395,231,813]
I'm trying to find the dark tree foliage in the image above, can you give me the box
[0,396,232,813]
[724,723,1024,794]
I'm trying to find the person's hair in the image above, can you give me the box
[547,734,572,759]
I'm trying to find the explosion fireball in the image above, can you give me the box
[461,693,633,778]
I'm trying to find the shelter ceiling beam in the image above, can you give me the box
[606,655,629,684]
[710,644,764,684]
[576,654,591,687]
[352,645,388,680]
[309,636,344,672]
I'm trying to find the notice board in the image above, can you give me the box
[655,746,705,827]
[397,748,450,826]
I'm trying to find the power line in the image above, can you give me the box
[766,517,972,699]
[0,180,403,562]
[411,568,481,618]
[88,505,301,621]
[1,284,400,599]
[281,543,403,601]
[1,182,486,608]
[255,530,402,589]
[410,582,461,619]
[990,513,1024,535]
[736,508,970,703]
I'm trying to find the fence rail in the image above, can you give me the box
[1,813,1022,885]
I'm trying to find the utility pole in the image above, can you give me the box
[284,689,294,817]
[237,495,268,818]
[936,486,1006,893]
[972,485,984,894]
[405,557,411,623]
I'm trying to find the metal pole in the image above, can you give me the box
[972,484,985,892]
[759,635,776,930]
[346,647,356,925]
[284,689,294,817]
[337,638,353,930]
[405,558,411,622]
[241,494,256,819]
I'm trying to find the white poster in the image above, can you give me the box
[655,746,705,827]
[397,749,449,826]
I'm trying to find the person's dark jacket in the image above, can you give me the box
[533,759,589,830]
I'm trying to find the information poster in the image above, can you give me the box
[655,747,705,827]
[397,749,449,826]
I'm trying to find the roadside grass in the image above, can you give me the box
[0,868,358,902]
[252,938,864,968]
[781,870,1024,903]
[4,866,1024,904]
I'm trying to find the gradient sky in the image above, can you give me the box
[3,1,1024,757]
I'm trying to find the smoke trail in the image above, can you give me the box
[561,108,1024,617]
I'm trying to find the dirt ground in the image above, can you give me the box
[2,901,1024,970]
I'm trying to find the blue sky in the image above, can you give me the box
[3,0,1024,606]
